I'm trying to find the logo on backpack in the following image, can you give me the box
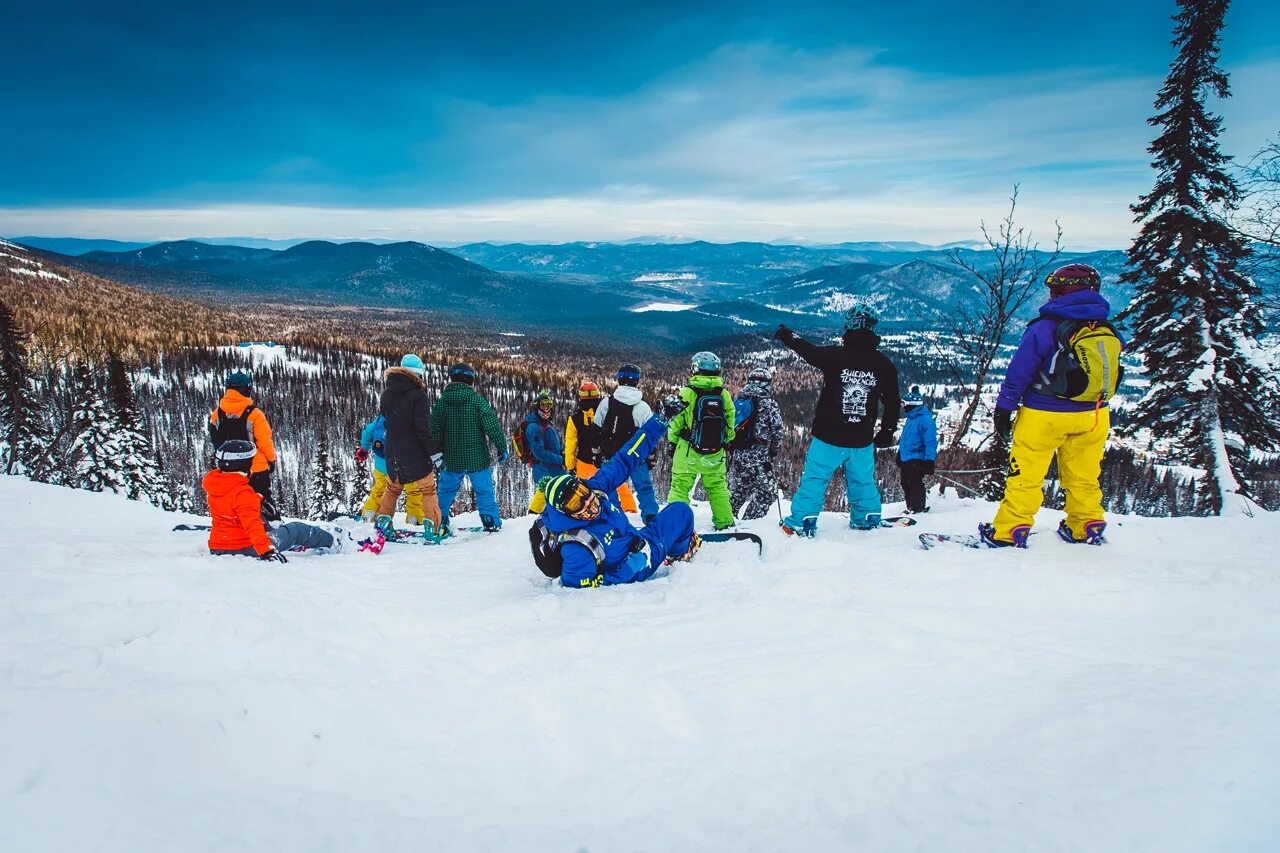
[688,388,727,454]
[1033,319,1123,403]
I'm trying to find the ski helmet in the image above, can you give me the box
[843,301,880,332]
[1045,263,1102,298]
[449,362,476,384]
[400,353,426,378]
[902,385,924,408]
[747,366,772,384]
[533,388,554,411]
[544,474,601,518]
[216,439,257,474]
[226,371,252,391]
[691,351,722,375]
[578,381,602,402]
[616,363,642,386]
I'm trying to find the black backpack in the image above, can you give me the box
[574,409,603,466]
[528,518,606,581]
[209,404,255,450]
[599,397,637,459]
[688,388,727,454]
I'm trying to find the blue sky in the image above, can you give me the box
[2,0,1277,246]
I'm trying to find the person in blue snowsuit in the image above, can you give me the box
[895,386,937,514]
[525,389,567,512]
[535,409,698,588]
[355,414,390,521]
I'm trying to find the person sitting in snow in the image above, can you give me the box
[204,439,344,562]
[775,301,901,535]
[980,263,1123,548]
[896,385,937,514]
[532,400,699,588]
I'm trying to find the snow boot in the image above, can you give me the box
[481,514,501,532]
[850,512,882,531]
[978,522,1030,549]
[1057,519,1107,545]
[666,532,702,564]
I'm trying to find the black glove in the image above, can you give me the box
[922,460,936,475]
[259,549,288,563]
[647,455,657,470]
[873,428,896,449]
[666,442,677,460]
[267,460,276,474]
[764,460,773,473]
[660,395,688,420]
[993,407,1014,442]
[775,323,793,341]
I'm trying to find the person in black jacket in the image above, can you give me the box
[775,302,901,535]
[376,354,444,540]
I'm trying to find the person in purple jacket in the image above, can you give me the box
[979,263,1124,548]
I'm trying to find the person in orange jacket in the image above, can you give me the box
[209,370,280,518]
[203,440,343,562]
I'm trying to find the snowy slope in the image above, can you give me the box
[2,476,1279,851]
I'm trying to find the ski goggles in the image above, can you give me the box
[549,478,602,518]
[216,444,258,463]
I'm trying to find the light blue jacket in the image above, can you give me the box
[897,405,937,462]
[359,415,388,475]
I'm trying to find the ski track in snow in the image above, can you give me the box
[2,476,1279,850]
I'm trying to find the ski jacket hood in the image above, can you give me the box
[383,366,426,388]
[202,469,273,555]
[610,384,645,406]
[687,374,725,391]
[842,328,882,350]
[997,290,1118,413]
[740,380,773,398]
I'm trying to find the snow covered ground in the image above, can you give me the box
[3,476,1279,851]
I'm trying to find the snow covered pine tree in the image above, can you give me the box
[1119,0,1280,514]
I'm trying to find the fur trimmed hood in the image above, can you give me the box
[383,365,426,388]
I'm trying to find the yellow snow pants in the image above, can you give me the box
[363,468,427,523]
[992,406,1109,542]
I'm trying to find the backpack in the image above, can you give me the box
[688,387,728,455]
[209,404,255,450]
[599,397,637,459]
[1032,318,1123,403]
[528,518,606,580]
[369,415,387,459]
[728,394,763,451]
[574,409,603,466]
[512,414,552,466]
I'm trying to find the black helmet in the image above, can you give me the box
[616,363,641,386]
[216,439,257,474]
[449,362,476,384]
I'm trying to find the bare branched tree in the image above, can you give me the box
[944,185,1063,449]
[1234,134,1280,311]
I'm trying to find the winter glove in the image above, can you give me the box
[775,323,794,341]
[660,395,688,420]
[873,428,896,449]
[354,447,370,463]
[993,407,1014,443]
[267,460,277,474]
[764,460,773,473]
[922,460,936,475]
[666,441,677,461]
[499,449,510,464]
[259,549,288,564]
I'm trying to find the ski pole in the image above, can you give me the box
[936,473,985,498]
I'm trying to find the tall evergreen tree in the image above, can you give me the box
[308,426,342,519]
[1119,0,1280,514]
[105,353,181,509]
[0,297,51,477]
[66,362,127,494]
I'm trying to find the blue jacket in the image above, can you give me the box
[997,291,1123,413]
[544,416,667,588]
[359,415,388,475]
[897,405,937,462]
[524,410,566,481]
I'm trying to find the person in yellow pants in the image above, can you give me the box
[980,263,1122,548]
[357,413,427,523]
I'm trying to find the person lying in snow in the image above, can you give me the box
[530,402,699,588]
[202,439,343,562]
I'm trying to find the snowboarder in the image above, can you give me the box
[203,439,343,561]
[593,363,659,521]
[775,302,901,535]
[429,362,508,533]
[896,385,937,514]
[208,370,280,519]
[376,354,444,540]
[524,389,567,513]
[355,413,389,522]
[666,352,736,530]
[980,263,1123,548]
[533,402,699,588]
[565,381,604,477]
[727,366,786,521]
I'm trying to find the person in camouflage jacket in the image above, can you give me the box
[429,363,508,532]
[728,367,786,521]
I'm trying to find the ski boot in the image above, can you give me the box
[1056,519,1107,545]
[666,532,702,564]
[850,512,882,531]
[977,522,1030,549]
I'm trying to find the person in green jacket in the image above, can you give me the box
[666,351,736,530]
[429,362,508,532]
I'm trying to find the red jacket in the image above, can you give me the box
[202,469,273,555]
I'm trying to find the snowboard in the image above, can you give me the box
[701,531,764,555]
[380,526,493,545]
[880,516,918,528]
[172,523,212,531]
[918,530,1038,550]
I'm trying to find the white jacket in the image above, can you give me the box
[593,385,653,428]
